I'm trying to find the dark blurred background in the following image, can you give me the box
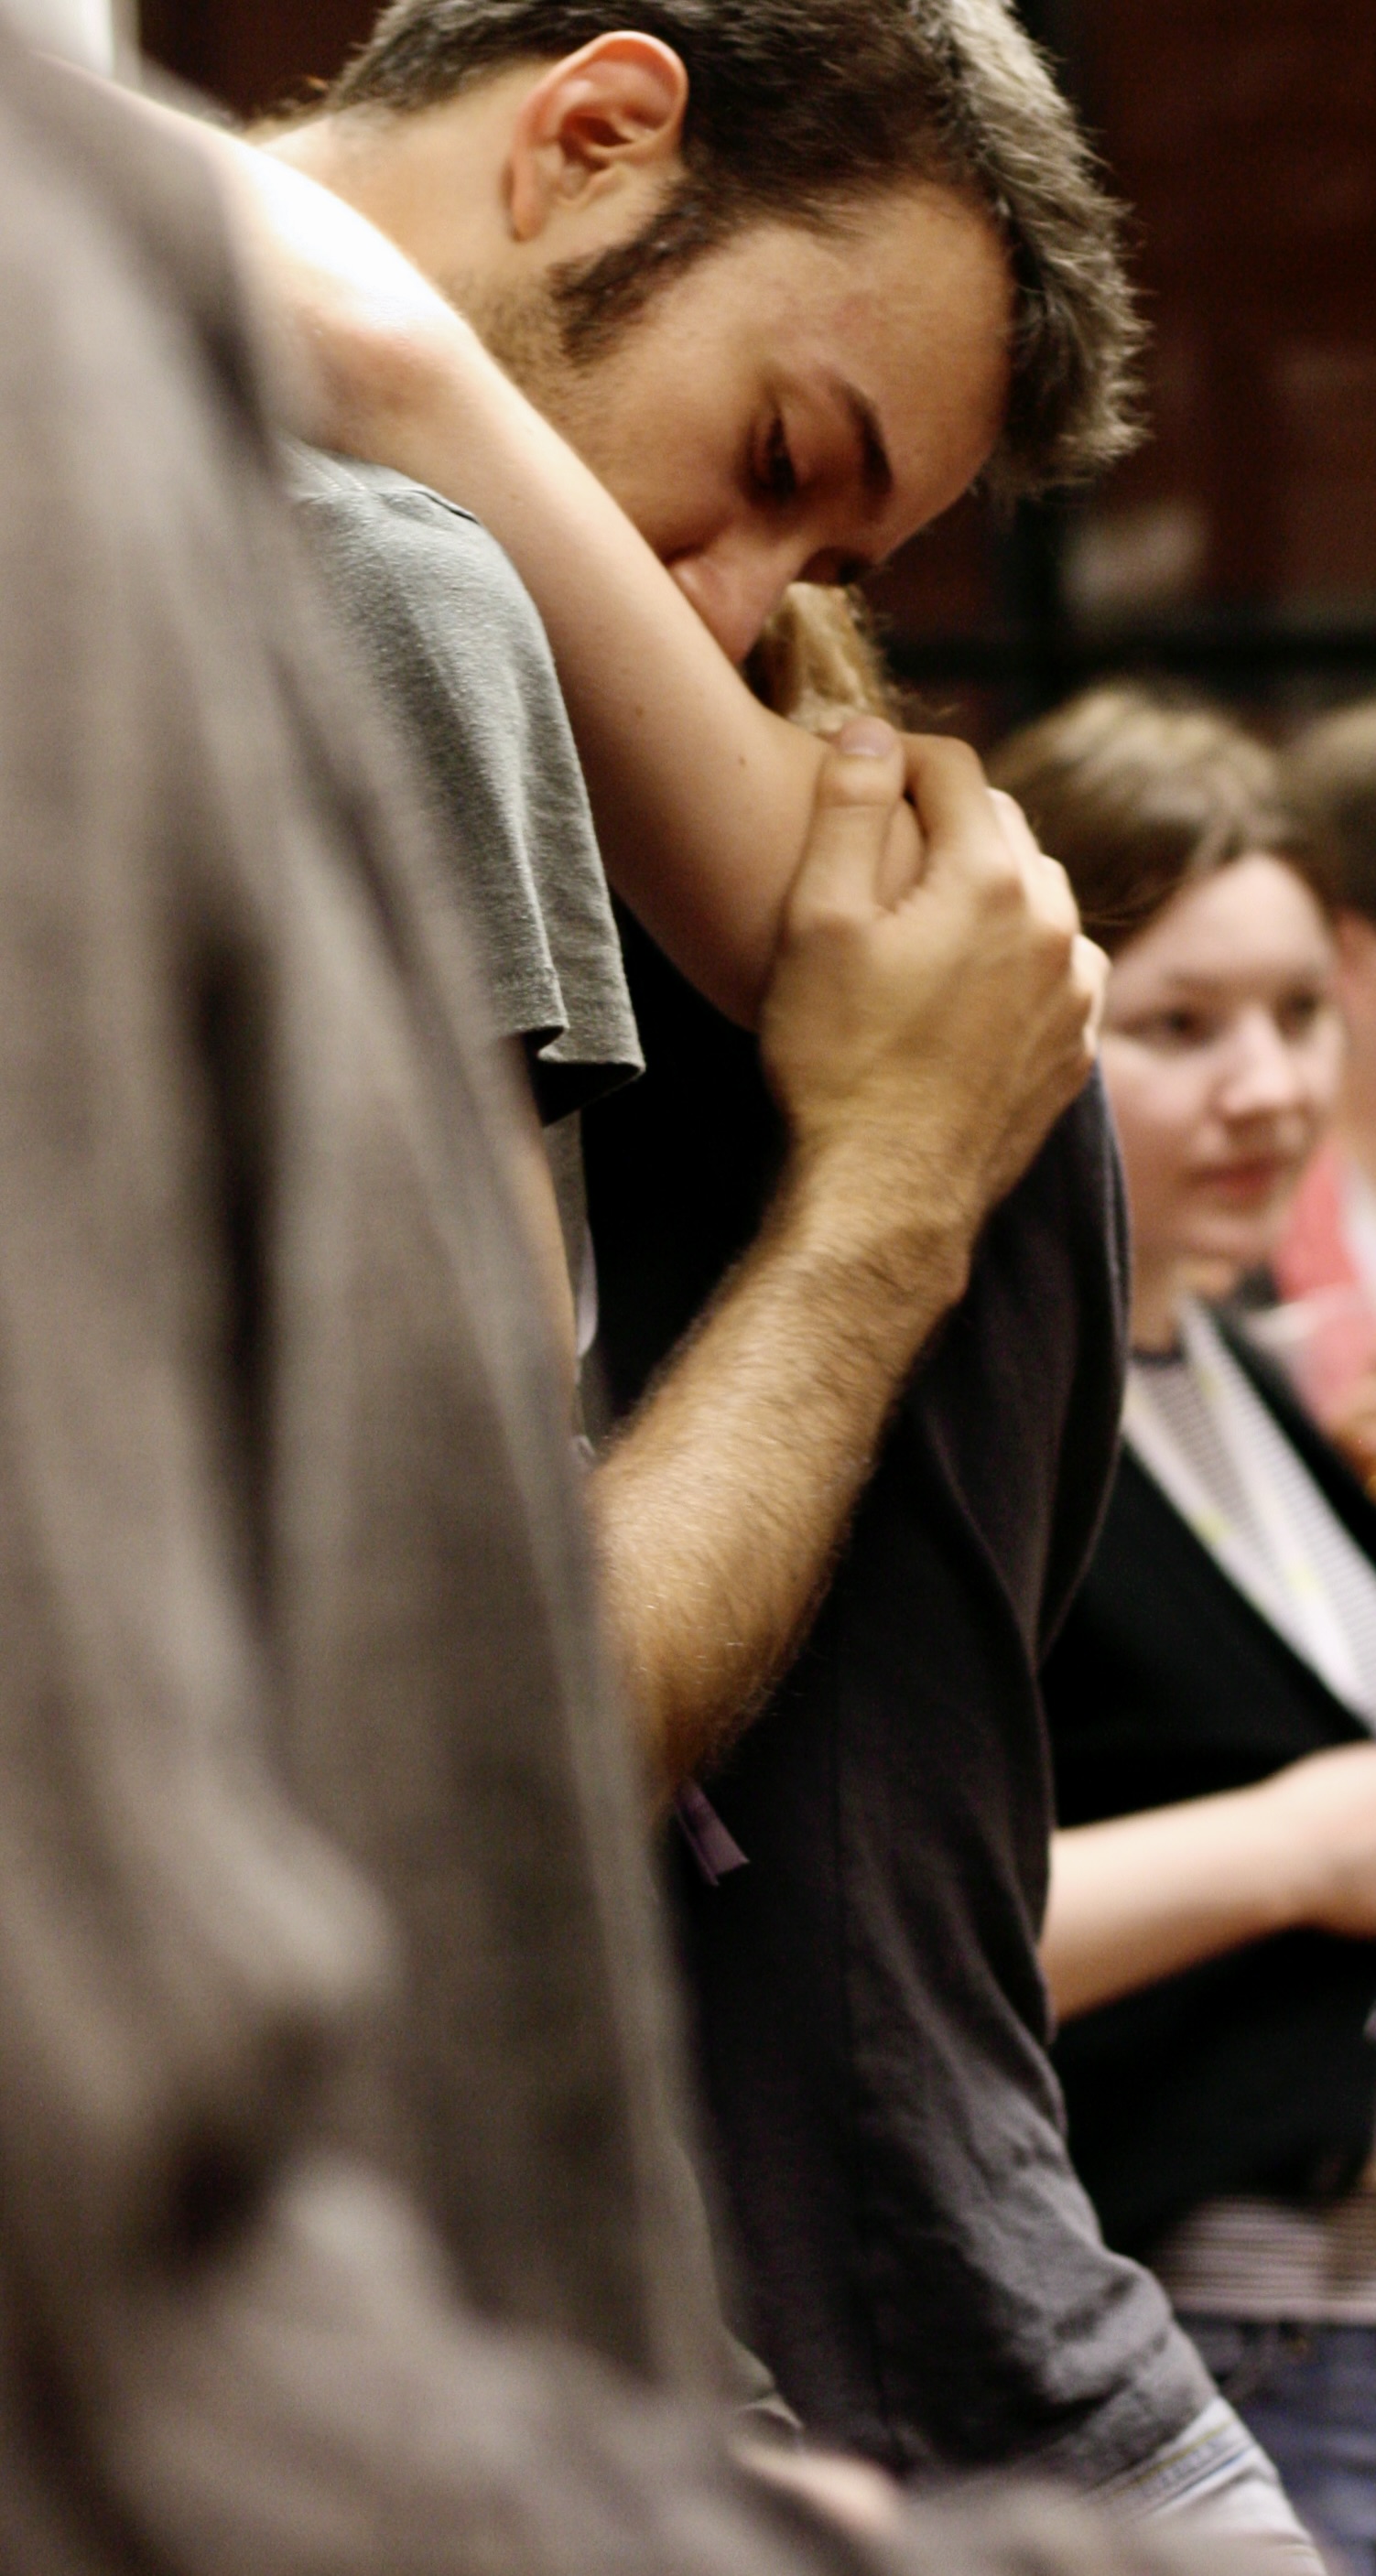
[140,0,1376,1398]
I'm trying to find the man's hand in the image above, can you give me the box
[594,722,1107,1793]
[763,720,1107,1296]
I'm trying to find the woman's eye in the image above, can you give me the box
[1277,990,1325,1039]
[1139,1008,1209,1049]
[759,418,799,505]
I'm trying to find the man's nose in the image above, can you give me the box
[667,536,810,666]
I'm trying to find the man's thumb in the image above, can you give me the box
[789,720,906,923]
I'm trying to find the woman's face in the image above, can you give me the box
[1102,853,1344,1294]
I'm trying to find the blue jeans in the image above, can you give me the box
[1183,2317,1376,2576]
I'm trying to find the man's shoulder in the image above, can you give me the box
[975,1067,1129,1371]
[1012,1066,1122,1241]
[881,1069,1128,1648]
[955,1071,1125,1351]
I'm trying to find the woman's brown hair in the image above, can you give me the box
[989,684,1316,953]
[1283,698,1376,928]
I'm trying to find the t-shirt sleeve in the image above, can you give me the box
[1036,1066,1132,1657]
[287,448,642,1120]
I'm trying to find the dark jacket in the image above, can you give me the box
[1046,1327,1376,2257]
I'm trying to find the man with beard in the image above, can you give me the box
[117,7,1317,2552]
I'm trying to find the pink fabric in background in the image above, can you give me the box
[1270,1144,1376,1419]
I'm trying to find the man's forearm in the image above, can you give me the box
[590,729,1104,1798]
[589,1164,970,1793]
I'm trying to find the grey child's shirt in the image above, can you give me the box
[287,445,643,1128]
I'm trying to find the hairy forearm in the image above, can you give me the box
[1042,1788,1306,2022]
[111,84,821,1023]
[590,727,1103,1801]
[589,1166,970,1796]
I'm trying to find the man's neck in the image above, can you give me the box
[265,91,515,307]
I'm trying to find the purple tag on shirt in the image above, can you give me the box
[674,1780,749,1887]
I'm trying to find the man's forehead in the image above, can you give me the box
[750,199,1013,486]
[718,188,1013,371]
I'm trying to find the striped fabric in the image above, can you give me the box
[1152,2179,1376,2324]
[1135,1339,1376,1724]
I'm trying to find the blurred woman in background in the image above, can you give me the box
[992,686,1376,2573]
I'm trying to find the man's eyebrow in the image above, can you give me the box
[837,376,894,505]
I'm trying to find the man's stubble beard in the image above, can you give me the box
[441,266,623,494]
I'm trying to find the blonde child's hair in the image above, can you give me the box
[746,583,896,734]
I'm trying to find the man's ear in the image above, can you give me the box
[506,34,688,243]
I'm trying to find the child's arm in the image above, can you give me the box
[125,93,849,1024]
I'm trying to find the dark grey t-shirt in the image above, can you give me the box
[669,1077,1215,2487]
[287,447,642,1126]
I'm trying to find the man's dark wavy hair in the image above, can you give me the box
[325,0,1143,498]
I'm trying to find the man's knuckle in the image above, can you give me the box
[816,769,894,817]
[931,736,982,783]
[977,847,1026,914]
[1025,915,1077,983]
[790,897,868,957]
